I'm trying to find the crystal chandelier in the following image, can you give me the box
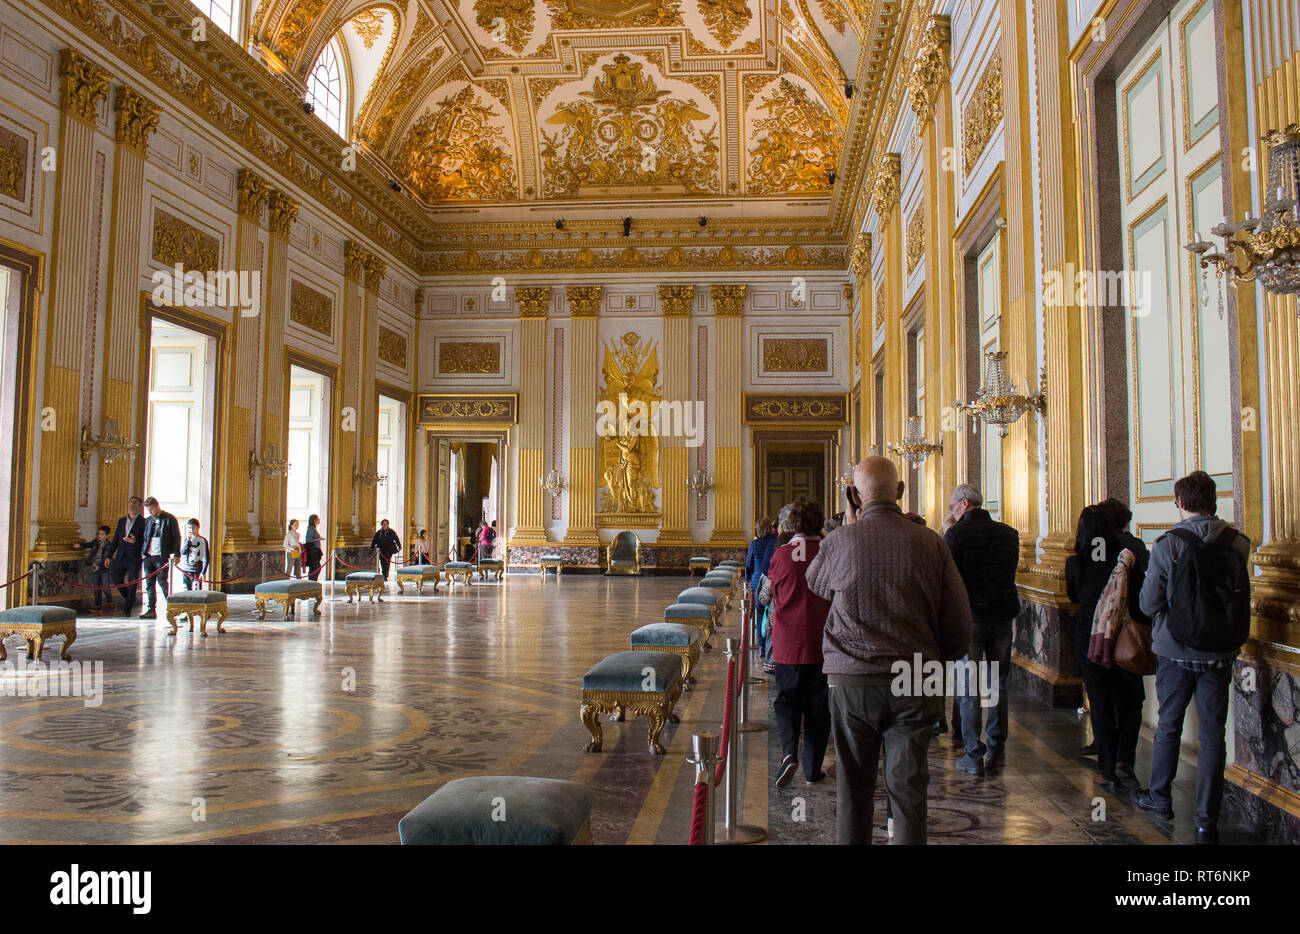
[539,469,565,498]
[886,415,943,467]
[953,350,1047,438]
[1185,125,1300,298]
[79,418,138,466]
[687,469,713,499]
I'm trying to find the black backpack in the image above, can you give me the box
[1161,527,1250,654]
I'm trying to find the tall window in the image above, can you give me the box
[190,0,237,40]
[307,38,348,138]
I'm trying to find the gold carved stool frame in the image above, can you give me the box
[580,676,683,755]
[165,602,228,636]
[0,621,77,662]
[255,590,323,620]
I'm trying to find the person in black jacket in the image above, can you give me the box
[371,519,401,579]
[139,497,181,619]
[75,525,114,613]
[945,483,1021,773]
[105,496,146,617]
[1065,502,1149,793]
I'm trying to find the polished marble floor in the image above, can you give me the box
[0,575,1260,844]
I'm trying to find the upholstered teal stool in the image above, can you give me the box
[677,586,723,622]
[253,580,322,619]
[580,650,684,754]
[344,571,385,604]
[399,777,593,845]
[0,606,76,661]
[443,561,474,586]
[702,569,740,604]
[540,554,564,577]
[688,556,711,576]
[664,602,715,648]
[478,558,505,581]
[717,559,741,567]
[695,576,734,608]
[630,622,701,688]
[164,590,227,636]
[395,565,441,594]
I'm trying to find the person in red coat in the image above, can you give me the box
[765,498,833,787]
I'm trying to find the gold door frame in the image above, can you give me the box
[751,429,843,526]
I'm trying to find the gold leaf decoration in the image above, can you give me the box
[378,325,407,368]
[963,54,1002,177]
[0,125,28,200]
[544,0,683,29]
[762,338,828,372]
[396,85,517,201]
[438,341,501,374]
[152,209,219,272]
[746,79,839,194]
[290,279,333,336]
[272,0,328,63]
[598,331,661,514]
[350,8,386,49]
[364,55,438,152]
[473,0,534,53]
[698,0,751,48]
[905,205,925,274]
[818,0,848,32]
[539,54,719,197]
[873,280,885,330]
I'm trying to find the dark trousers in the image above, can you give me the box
[959,618,1013,758]
[773,663,830,780]
[1148,657,1230,829]
[1079,656,1145,781]
[304,542,322,581]
[142,556,171,610]
[91,569,111,608]
[180,567,204,590]
[110,561,141,614]
[829,683,939,844]
[378,552,393,578]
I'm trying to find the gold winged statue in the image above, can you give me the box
[599,332,661,514]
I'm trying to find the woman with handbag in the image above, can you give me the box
[1065,504,1150,793]
[284,518,303,578]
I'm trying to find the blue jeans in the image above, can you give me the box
[1147,657,1230,829]
[958,619,1013,758]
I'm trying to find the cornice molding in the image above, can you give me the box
[113,84,160,154]
[59,47,109,123]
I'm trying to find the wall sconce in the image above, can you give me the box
[837,462,856,488]
[79,418,138,466]
[887,415,943,468]
[539,470,566,498]
[249,444,289,479]
[352,460,386,488]
[687,469,713,500]
[953,350,1047,438]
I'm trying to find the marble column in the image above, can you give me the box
[513,287,551,544]
[32,50,110,560]
[564,286,600,545]
[99,83,159,529]
[709,284,745,547]
[255,189,298,545]
[657,284,694,545]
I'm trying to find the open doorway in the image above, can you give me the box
[0,245,39,605]
[286,364,331,557]
[376,393,407,549]
[444,440,500,561]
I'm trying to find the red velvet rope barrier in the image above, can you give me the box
[330,550,379,571]
[687,778,710,846]
[40,562,170,590]
[714,655,737,788]
[0,569,34,590]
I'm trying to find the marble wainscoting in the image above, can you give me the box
[507,545,604,572]
[219,549,289,591]
[1223,646,1300,844]
[506,545,746,574]
[1009,597,1082,709]
[27,557,95,608]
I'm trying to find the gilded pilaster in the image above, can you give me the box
[850,233,873,458]
[357,253,385,538]
[32,50,110,560]
[658,284,694,544]
[256,189,299,545]
[513,286,551,544]
[709,284,746,546]
[99,84,159,528]
[875,155,904,476]
[564,286,601,544]
[333,240,367,547]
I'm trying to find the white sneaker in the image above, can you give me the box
[887,817,895,839]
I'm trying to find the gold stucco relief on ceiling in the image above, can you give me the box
[351,8,388,48]
[539,54,719,197]
[544,0,683,29]
[696,0,752,48]
[395,84,518,201]
[746,77,840,194]
[473,0,535,53]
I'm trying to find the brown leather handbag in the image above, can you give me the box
[1115,616,1157,676]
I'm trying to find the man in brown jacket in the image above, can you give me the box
[806,456,973,844]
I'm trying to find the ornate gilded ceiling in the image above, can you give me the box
[251,0,868,220]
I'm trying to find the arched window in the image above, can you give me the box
[190,0,237,41]
[307,38,348,139]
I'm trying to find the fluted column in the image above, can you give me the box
[357,253,385,538]
[658,284,694,544]
[850,233,873,458]
[333,241,366,547]
[710,284,746,546]
[874,155,904,467]
[513,286,551,544]
[564,286,600,545]
[220,169,270,556]
[255,189,299,544]
[32,50,110,560]
[98,83,159,529]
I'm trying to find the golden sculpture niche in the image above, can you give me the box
[597,332,661,524]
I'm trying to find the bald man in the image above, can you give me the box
[806,456,972,844]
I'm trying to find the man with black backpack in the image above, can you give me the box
[1132,471,1250,843]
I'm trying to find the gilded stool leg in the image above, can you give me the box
[611,703,624,722]
[646,705,667,754]
[580,703,603,752]
[27,634,44,661]
[58,627,75,659]
[311,596,322,616]
[256,596,267,620]
[165,609,179,636]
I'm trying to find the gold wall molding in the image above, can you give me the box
[743,393,848,424]
[963,54,1003,177]
[151,208,219,271]
[0,126,28,200]
[515,286,551,317]
[567,285,602,317]
[59,48,109,124]
[237,168,272,223]
[288,279,332,336]
[378,325,406,368]
[873,279,886,330]
[907,15,952,123]
[762,338,829,372]
[422,242,848,276]
[437,341,500,374]
[872,152,901,220]
[113,85,160,155]
[658,284,694,316]
[416,393,517,428]
[710,283,747,316]
[905,204,925,274]
[267,189,300,237]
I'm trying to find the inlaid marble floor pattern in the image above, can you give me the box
[0,576,1258,844]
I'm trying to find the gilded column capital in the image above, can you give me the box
[872,154,901,221]
[850,231,872,282]
[344,240,367,282]
[237,168,272,223]
[516,286,551,317]
[113,85,160,155]
[907,15,952,123]
[567,285,602,317]
[658,284,695,316]
[710,283,747,316]
[267,189,300,238]
[59,49,109,124]
[363,253,387,291]
[843,283,853,304]
[414,287,425,315]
